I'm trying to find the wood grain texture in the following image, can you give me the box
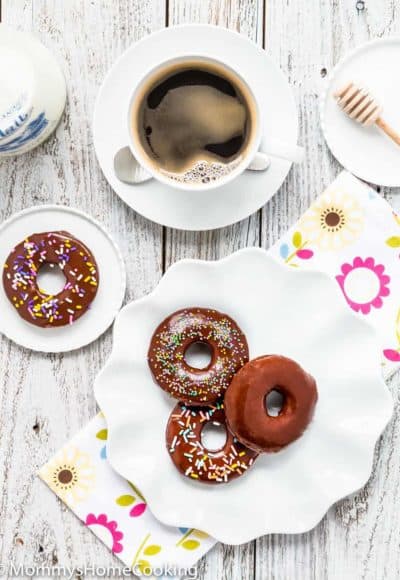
[163,3,264,579]
[164,0,264,268]
[0,0,165,572]
[0,1,399,579]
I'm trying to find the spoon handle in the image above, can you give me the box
[376,117,400,147]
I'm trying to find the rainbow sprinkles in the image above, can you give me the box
[166,402,258,484]
[3,231,99,328]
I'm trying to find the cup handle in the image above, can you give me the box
[247,152,271,171]
[247,140,304,172]
[114,146,153,184]
[261,138,304,163]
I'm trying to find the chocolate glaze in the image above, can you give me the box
[224,355,318,452]
[3,231,99,328]
[148,307,249,406]
[166,402,258,484]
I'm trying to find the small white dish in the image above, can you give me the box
[0,25,66,156]
[93,25,299,231]
[321,37,400,187]
[0,206,126,352]
[95,248,392,545]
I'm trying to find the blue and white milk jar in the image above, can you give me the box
[0,24,66,157]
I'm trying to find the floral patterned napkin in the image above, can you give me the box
[270,170,400,379]
[39,170,400,569]
[39,413,215,574]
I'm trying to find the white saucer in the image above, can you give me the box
[321,38,400,187]
[0,206,126,352]
[93,25,298,231]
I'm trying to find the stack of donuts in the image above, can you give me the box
[148,307,318,485]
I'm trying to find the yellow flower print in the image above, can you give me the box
[299,189,364,251]
[39,446,95,507]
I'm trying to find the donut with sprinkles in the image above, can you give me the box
[148,307,249,405]
[166,402,258,484]
[3,231,99,328]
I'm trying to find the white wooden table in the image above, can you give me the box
[0,1,399,578]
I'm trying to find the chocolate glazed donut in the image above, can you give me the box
[148,307,249,405]
[3,231,99,328]
[166,402,258,484]
[224,355,318,452]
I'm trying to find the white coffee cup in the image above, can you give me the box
[0,25,66,157]
[115,54,303,190]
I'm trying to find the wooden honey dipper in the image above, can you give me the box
[334,82,400,147]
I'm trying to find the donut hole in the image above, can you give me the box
[36,263,67,295]
[184,341,213,370]
[201,421,227,452]
[265,389,285,417]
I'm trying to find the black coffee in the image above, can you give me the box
[133,60,254,184]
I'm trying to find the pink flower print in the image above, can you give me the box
[383,349,400,362]
[130,502,147,517]
[336,257,390,315]
[383,308,400,363]
[85,513,124,553]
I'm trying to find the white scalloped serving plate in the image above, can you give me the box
[95,248,392,544]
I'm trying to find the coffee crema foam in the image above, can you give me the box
[131,60,256,186]
[161,158,242,185]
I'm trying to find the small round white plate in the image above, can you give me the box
[95,248,392,544]
[321,37,400,187]
[93,25,298,231]
[0,206,126,352]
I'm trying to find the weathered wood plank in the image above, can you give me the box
[0,0,165,572]
[164,2,264,579]
[257,1,400,579]
[164,0,264,269]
